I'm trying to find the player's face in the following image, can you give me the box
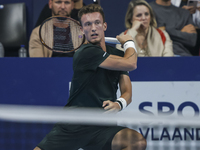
[81,12,107,45]
[132,5,151,30]
[49,0,74,17]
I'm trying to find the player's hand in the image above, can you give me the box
[116,34,134,46]
[102,100,121,113]
[182,5,196,14]
[181,24,197,34]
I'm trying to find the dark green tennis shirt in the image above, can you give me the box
[65,43,129,108]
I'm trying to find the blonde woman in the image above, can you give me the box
[116,0,174,56]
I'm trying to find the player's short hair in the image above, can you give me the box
[125,0,157,29]
[78,4,105,24]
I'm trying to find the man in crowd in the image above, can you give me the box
[29,0,76,57]
[150,0,198,56]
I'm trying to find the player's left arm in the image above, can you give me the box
[103,74,132,112]
[118,74,132,106]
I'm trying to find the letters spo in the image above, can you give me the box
[139,101,199,116]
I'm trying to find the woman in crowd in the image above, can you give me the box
[116,0,174,56]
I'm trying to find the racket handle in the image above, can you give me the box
[105,37,120,44]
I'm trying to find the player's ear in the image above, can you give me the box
[103,22,107,31]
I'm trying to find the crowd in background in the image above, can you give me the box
[0,0,200,57]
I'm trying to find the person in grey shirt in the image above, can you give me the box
[149,0,197,56]
[0,42,4,57]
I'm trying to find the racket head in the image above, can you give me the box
[39,16,85,53]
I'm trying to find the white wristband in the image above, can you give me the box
[116,97,127,110]
[123,41,137,53]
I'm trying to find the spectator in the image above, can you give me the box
[29,0,75,57]
[116,0,174,57]
[171,0,200,56]
[149,0,198,56]
[35,0,85,27]
[171,0,200,28]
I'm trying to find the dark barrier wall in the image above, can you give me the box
[0,57,200,106]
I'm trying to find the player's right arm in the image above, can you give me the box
[99,34,137,72]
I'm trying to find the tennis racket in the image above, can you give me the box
[39,16,120,53]
[39,16,85,53]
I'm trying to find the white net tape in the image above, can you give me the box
[0,104,199,126]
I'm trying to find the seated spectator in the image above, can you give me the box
[116,0,174,57]
[35,0,85,27]
[171,0,200,28]
[171,0,200,56]
[149,0,198,56]
[29,0,75,57]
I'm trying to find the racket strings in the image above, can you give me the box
[53,25,74,51]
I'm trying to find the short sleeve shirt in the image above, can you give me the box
[66,43,128,108]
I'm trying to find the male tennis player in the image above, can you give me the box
[34,4,147,150]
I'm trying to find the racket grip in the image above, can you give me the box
[105,37,120,44]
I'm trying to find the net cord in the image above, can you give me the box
[0,104,199,126]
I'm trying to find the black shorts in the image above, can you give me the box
[37,123,126,150]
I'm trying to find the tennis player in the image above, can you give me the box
[34,4,147,150]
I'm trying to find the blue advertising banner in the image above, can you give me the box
[0,57,200,106]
